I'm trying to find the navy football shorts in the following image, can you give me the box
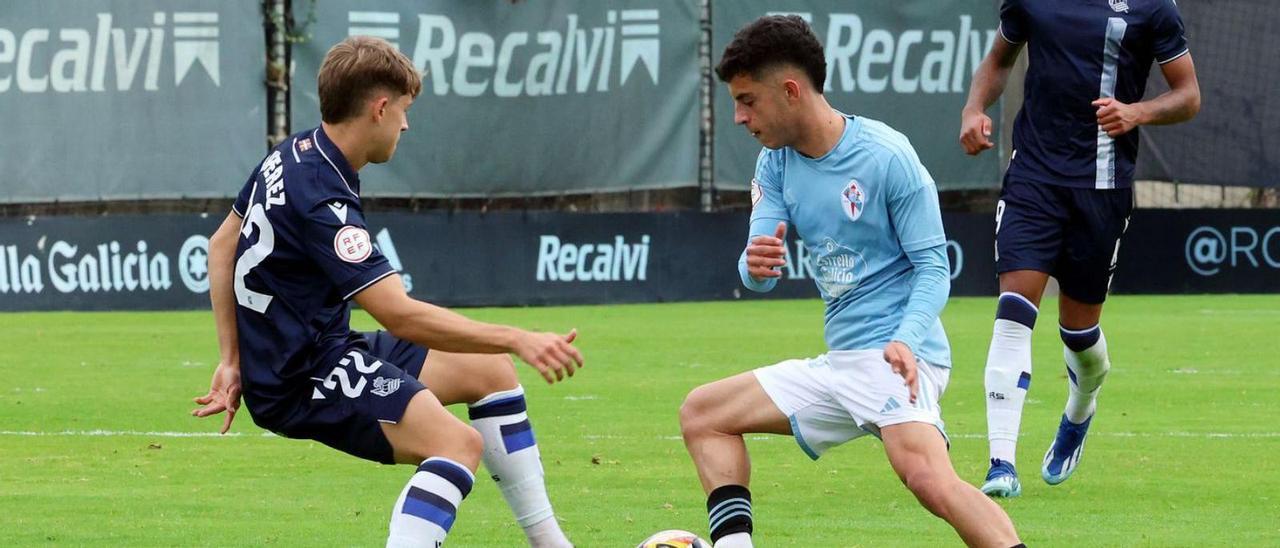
[267,331,429,464]
[994,176,1133,304]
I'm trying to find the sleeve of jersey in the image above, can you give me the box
[998,0,1028,44]
[1151,0,1189,65]
[887,155,947,253]
[231,173,255,218]
[739,150,790,293]
[301,198,395,301]
[892,245,949,354]
[886,155,950,353]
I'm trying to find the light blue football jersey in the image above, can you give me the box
[742,114,951,367]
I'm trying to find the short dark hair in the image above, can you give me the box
[715,15,826,91]
[319,36,422,123]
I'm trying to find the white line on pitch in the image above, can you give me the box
[2,430,1277,440]
[623,432,1280,442]
[0,430,277,438]
[946,432,1280,439]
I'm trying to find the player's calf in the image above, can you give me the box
[680,384,756,547]
[883,422,1021,547]
[899,467,954,519]
[1041,324,1109,486]
[1059,324,1109,424]
[681,374,794,548]
[468,385,572,547]
[424,352,570,547]
[388,456,477,548]
[383,392,484,548]
[679,374,788,492]
[985,291,1039,468]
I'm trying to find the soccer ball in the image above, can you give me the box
[636,529,711,548]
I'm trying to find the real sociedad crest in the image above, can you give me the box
[1109,0,1130,13]
[840,179,866,222]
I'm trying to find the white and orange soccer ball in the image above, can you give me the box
[636,529,711,548]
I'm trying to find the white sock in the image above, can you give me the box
[985,292,1038,466]
[524,516,571,548]
[714,532,754,548]
[468,386,569,547]
[387,457,475,548]
[1061,326,1110,424]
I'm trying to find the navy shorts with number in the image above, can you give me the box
[262,331,429,464]
[995,176,1133,304]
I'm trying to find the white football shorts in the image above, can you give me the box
[753,349,950,459]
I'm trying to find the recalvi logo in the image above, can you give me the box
[537,235,650,282]
[347,9,661,97]
[0,11,220,93]
[773,12,996,94]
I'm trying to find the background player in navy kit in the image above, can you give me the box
[191,37,581,547]
[960,0,1200,497]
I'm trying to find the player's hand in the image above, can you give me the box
[1093,97,1144,137]
[884,341,919,404]
[959,108,995,156]
[513,329,583,384]
[192,362,242,435]
[745,222,788,280]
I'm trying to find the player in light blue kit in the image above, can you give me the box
[679,16,1021,548]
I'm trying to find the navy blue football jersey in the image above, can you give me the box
[1001,0,1188,189]
[231,126,395,419]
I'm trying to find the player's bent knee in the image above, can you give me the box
[388,393,484,469]
[468,354,519,399]
[419,422,483,471]
[458,424,484,462]
[902,470,950,516]
[486,354,519,388]
[678,385,721,439]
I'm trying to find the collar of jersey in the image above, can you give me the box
[313,126,361,197]
[797,112,859,166]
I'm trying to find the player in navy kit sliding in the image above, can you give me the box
[960,0,1200,497]
[192,37,581,547]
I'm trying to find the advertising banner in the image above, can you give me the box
[0,0,266,202]
[290,0,701,197]
[711,0,1002,192]
[3,209,1274,312]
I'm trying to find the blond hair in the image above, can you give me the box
[318,36,422,123]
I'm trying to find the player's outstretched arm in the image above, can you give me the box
[355,275,583,384]
[192,212,244,434]
[1093,54,1200,138]
[960,37,1022,155]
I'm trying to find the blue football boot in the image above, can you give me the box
[1042,413,1093,485]
[980,458,1022,498]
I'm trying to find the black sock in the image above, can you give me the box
[706,484,752,543]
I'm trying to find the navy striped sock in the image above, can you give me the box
[387,457,475,547]
[469,386,562,535]
[706,484,752,543]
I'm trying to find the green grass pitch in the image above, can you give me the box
[2,295,1278,546]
